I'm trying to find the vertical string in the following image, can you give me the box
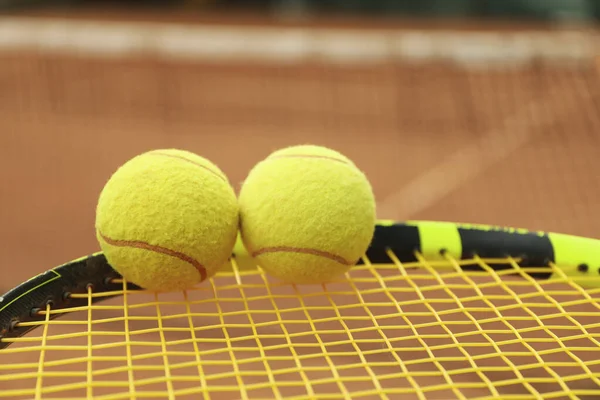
[86,285,94,400]
[34,303,52,400]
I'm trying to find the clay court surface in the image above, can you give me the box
[0,10,600,399]
[1,12,598,288]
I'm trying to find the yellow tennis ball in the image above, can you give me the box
[239,145,376,284]
[95,149,239,291]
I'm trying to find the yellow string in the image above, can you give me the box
[34,303,51,400]
[239,274,282,399]
[211,279,248,400]
[294,283,350,398]
[122,280,137,400]
[3,255,600,399]
[86,285,94,400]
[261,269,316,398]
[154,292,175,400]
[182,289,210,400]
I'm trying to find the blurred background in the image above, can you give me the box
[0,0,598,290]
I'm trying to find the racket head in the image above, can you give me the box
[2,221,600,399]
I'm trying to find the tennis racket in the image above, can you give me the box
[2,220,600,400]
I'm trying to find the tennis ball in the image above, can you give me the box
[239,145,376,284]
[95,149,239,291]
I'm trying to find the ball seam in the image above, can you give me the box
[267,154,351,165]
[252,246,354,266]
[148,151,227,182]
[98,232,208,281]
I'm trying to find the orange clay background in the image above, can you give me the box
[1,11,599,294]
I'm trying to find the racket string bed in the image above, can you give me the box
[2,247,600,399]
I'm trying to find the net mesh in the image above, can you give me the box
[2,254,600,399]
[1,19,599,242]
